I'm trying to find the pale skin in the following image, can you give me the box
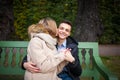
[23,22,74,73]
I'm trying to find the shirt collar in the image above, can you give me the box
[57,39,67,48]
[62,39,67,47]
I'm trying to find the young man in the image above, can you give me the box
[21,20,82,80]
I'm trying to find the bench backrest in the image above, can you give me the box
[0,41,98,75]
[0,41,28,75]
[78,42,100,79]
[78,42,118,80]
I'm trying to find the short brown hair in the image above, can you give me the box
[60,20,72,27]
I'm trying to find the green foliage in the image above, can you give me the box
[14,0,77,40]
[14,0,120,44]
[98,0,120,44]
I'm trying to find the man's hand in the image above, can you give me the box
[23,62,40,73]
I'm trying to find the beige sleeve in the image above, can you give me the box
[28,38,65,73]
[56,60,68,74]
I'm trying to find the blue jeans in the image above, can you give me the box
[58,73,72,80]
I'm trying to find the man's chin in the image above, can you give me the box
[59,37,66,40]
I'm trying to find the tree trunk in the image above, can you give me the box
[0,0,14,40]
[74,0,104,42]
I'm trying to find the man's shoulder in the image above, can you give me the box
[67,36,78,45]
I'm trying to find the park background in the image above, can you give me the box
[0,0,120,79]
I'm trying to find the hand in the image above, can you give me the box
[64,49,75,63]
[23,62,40,73]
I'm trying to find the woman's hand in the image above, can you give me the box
[64,48,75,63]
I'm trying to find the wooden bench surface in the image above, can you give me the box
[0,41,118,80]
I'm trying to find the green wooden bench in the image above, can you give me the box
[78,42,118,80]
[0,41,118,80]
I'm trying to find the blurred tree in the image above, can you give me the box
[0,0,14,40]
[98,0,120,44]
[74,0,104,42]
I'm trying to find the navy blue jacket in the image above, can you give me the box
[64,36,82,80]
[21,36,82,80]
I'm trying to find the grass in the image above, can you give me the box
[101,56,120,80]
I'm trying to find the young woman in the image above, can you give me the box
[24,17,75,80]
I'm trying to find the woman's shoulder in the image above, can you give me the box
[29,37,44,46]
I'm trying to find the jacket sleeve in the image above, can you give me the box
[57,61,68,74]
[28,38,66,73]
[21,55,27,70]
[67,45,82,77]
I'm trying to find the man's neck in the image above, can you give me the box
[58,38,66,46]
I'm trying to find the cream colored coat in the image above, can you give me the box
[24,33,67,80]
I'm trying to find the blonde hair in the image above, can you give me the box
[28,24,36,36]
[38,17,57,38]
[28,23,48,38]
[28,17,57,38]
